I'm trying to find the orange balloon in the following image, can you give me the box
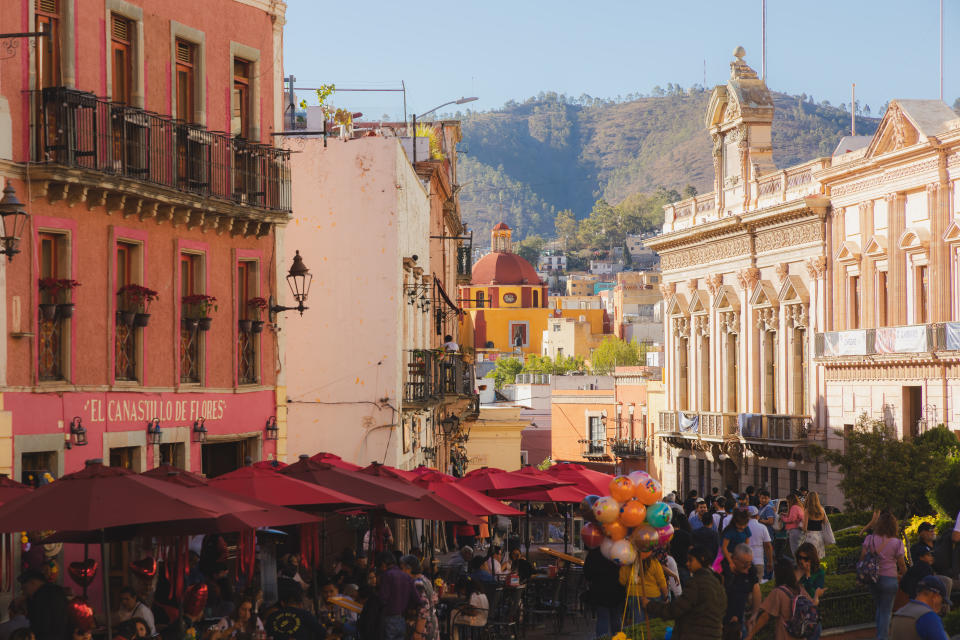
[608,476,635,503]
[634,476,663,506]
[619,499,648,528]
[603,520,628,541]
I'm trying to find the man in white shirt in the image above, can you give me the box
[443,335,460,352]
[116,587,156,636]
[712,497,728,531]
[746,506,773,582]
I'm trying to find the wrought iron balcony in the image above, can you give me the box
[404,350,477,405]
[610,438,646,459]
[35,87,291,214]
[658,409,812,456]
[578,439,609,459]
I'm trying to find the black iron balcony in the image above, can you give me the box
[404,349,437,404]
[35,87,291,213]
[610,438,646,459]
[578,438,609,459]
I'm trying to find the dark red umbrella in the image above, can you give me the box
[485,466,583,502]
[382,494,483,524]
[546,462,614,495]
[141,464,208,486]
[410,465,442,477]
[281,456,428,504]
[0,475,31,505]
[310,452,362,471]
[415,472,522,516]
[253,459,288,470]
[458,466,562,495]
[358,462,420,483]
[208,465,370,510]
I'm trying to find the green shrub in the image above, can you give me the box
[828,510,872,530]
[831,530,864,548]
[903,513,954,545]
[927,457,960,518]
[945,608,960,635]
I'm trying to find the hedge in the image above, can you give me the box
[827,510,872,530]
[945,608,960,636]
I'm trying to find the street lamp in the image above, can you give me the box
[265,416,279,441]
[411,96,478,163]
[269,250,313,321]
[0,181,29,262]
[147,418,162,445]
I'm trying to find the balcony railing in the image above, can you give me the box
[610,438,646,458]
[816,323,955,358]
[763,415,809,441]
[699,412,737,438]
[404,350,476,404]
[578,439,608,458]
[657,410,809,442]
[36,87,291,213]
[658,410,678,433]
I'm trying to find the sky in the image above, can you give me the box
[283,0,959,121]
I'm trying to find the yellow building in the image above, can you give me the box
[464,405,528,472]
[460,223,606,355]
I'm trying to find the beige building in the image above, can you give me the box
[566,274,602,296]
[647,47,833,502]
[463,405,527,473]
[613,272,664,343]
[814,101,960,440]
[550,295,604,310]
[541,316,606,361]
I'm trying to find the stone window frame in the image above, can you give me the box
[104,0,145,108]
[111,226,148,387]
[229,42,261,141]
[899,227,931,325]
[169,21,207,125]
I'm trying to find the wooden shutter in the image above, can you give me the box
[111,14,130,43]
[176,39,194,65]
[35,0,59,13]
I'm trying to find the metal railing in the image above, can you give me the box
[658,410,678,433]
[578,439,607,458]
[610,438,646,458]
[699,411,737,437]
[816,323,953,357]
[404,350,476,403]
[657,409,809,442]
[36,87,291,213]
[763,415,809,440]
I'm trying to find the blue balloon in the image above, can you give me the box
[645,501,673,528]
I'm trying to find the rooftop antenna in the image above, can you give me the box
[851,83,856,136]
[940,0,944,101]
[761,0,766,82]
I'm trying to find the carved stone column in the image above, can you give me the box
[887,193,907,326]
[927,183,947,322]
[832,207,847,330]
[859,201,875,327]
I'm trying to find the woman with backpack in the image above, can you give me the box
[745,558,821,640]
[859,511,905,640]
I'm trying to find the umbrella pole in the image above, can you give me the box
[564,505,569,555]
[101,530,113,640]
[524,502,530,557]
[83,543,89,600]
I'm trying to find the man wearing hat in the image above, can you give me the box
[902,538,937,600]
[890,575,953,639]
[18,569,67,640]
[745,506,772,582]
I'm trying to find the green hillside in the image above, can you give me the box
[458,89,880,240]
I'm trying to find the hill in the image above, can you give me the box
[457,89,880,240]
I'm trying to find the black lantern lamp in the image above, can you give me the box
[147,418,161,445]
[269,250,313,321]
[0,181,29,262]
[192,417,207,443]
[440,414,459,437]
[69,416,87,447]
[265,416,279,440]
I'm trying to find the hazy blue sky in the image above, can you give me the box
[284,0,958,120]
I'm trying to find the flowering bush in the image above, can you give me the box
[117,284,159,312]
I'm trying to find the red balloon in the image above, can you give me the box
[603,520,628,541]
[581,522,604,549]
[129,556,157,578]
[619,499,648,528]
[67,559,98,587]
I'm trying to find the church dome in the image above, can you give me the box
[471,252,541,286]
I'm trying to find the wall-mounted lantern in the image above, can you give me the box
[269,250,313,322]
[192,417,207,443]
[265,416,279,440]
[147,418,162,445]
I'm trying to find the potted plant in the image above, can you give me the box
[182,294,217,331]
[247,297,268,333]
[39,278,81,320]
[54,279,81,318]
[118,284,159,327]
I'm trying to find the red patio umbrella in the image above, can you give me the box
[0,475,31,505]
[310,452,362,471]
[141,464,208,486]
[253,459,288,470]
[358,462,420,483]
[410,465,440,477]
[280,456,428,504]
[208,465,370,510]
[415,472,523,516]
[382,495,483,524]
[486,466,585,502]
[459,466,564,495]
[546,462,614,495]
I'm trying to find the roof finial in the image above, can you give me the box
[733,46,746,61]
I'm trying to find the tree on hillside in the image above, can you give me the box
[682,184,698,199]
[516,234,546,265]
[555,209,579,249]
[590,337,642,375]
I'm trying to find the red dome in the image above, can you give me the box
[471,252,541,285]
[492,222,511,231]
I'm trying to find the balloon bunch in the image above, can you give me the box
[580,471,674,566]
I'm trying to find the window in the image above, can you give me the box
[21,451,57,485]
[917,265,929,324]
[38,232,69,381]
[509,322,528,348]
[180,253,202,384]
[35,0,61,90]
[475,290,484,308]
[114,241,140,382]
[110,13,132,104]
[175,39,196,123]
[109,446,140,470]
[876,271,888,327]
[232,58,251,139]
[848,275,860,329]
[532,290,539,307]
[237,261,258,385]
[587,416,604,454]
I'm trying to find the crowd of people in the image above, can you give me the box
[583,485,960,640]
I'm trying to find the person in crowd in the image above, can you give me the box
[316,581,347,637]
[116,587,157,636]
[798,487,809,503]
[862,511,906,640]
[669,508,693,586]
[745,557,821,640]
[693,510,720,561]
[212,596,263,640]
[485,546,507,576]
[724,544,761,640]
[891,575,953,640]
[721,510,752,576]
[508,549,533,584]
[466,557,495,585]
[620,554,667,623]
[757,491,776,543]
[18,570,67,640]
[795,542,826,600]
[902,542,937,600]
[712,497,728,531]
[375,551,422,640]
[665,492,680,510]
[443,335,459,352]
[454,524,476,550]
[745,486,758,508]
[113,618,148,640]
[781,494,805,556]
[264,581,325,640]
[161,584,208,640]
[451,579,488,640]
[683,490,699,515]
[205,562,235,619]
[744,505,773,583]
[654,546,682,601]
[584,545,627,638]
[642,544,725,639]
[448,546,473,574]
[278,554,309,592]
[354,585,381,640]
[689,498,708,531]
[400,555,439,640]
[802,491,829,558]
[0,598,29,640]
[363,517,394,561]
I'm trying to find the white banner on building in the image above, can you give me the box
[822,330,867,356]
[875,325,928,353]
[946,322,960,351]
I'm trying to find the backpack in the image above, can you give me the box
[855,536,883,586]
[777,586,819,638]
